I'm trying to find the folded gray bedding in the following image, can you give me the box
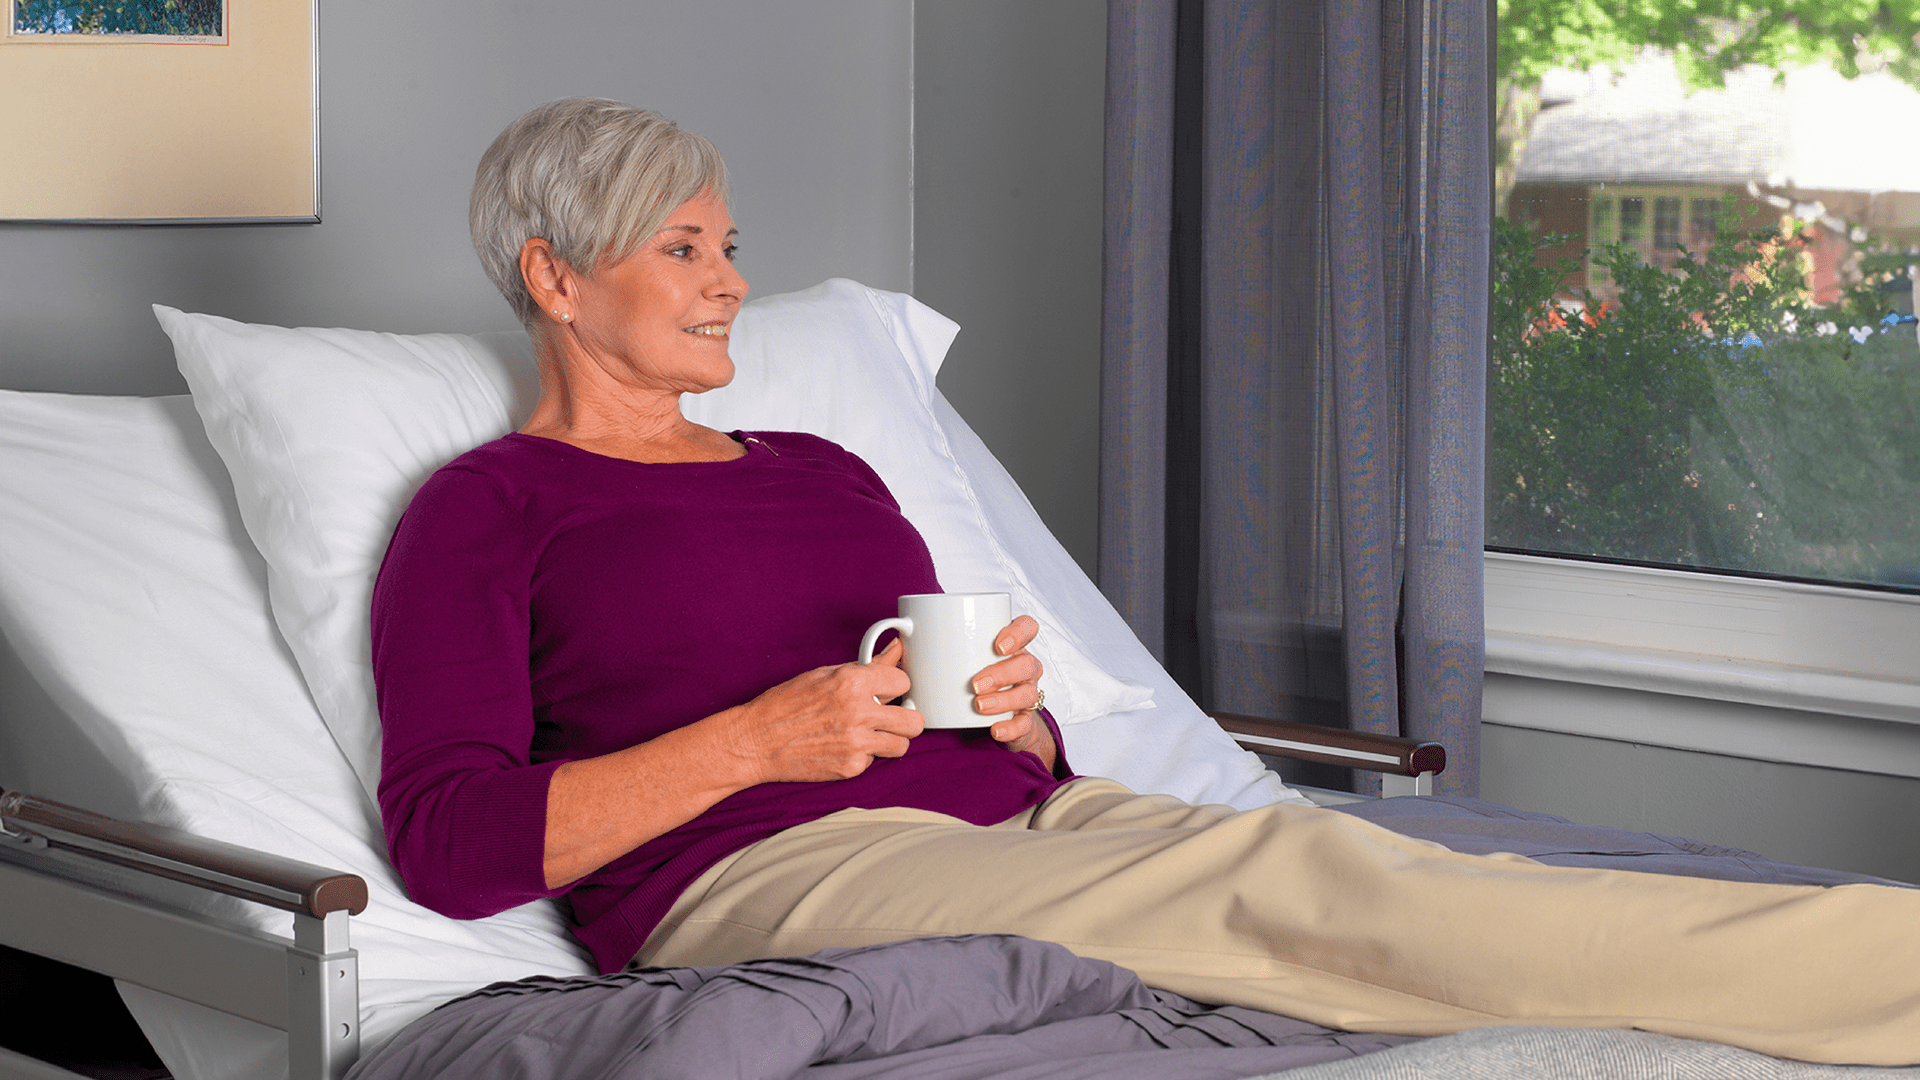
[347,797,1914,1080]
[348,935,1416,1080]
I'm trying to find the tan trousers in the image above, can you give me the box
[640,778,1920,1066]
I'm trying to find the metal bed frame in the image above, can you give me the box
[0,716,1442,1080]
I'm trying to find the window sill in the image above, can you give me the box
[1483,551,1920,778]
[1485,631,1920,728]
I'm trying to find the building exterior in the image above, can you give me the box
[1508,57,1920,305]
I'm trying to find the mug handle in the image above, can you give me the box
[858,617,915,708]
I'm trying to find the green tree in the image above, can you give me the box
[1495,0,1920,208]
[1499,0,1920,89]
[1490,1,1920,584]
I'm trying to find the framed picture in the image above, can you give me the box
[0,0,317,222]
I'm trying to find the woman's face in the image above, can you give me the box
[568,192,749,396]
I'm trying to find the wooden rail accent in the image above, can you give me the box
[1,790,367,918]
[1209,713,1447,778]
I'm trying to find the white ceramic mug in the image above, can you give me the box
[857,592,1012,729]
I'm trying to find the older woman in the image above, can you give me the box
[374,99,1063,972]
[372,99,1920,1067]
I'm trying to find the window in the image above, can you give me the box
[1496,39,1920,592]
[1587,185,1749,287]
[1490,7,1920,789]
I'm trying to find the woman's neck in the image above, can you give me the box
[519,340,746,464]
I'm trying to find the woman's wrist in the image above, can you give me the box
[1037,709,1069,779]
[701,702,776,791]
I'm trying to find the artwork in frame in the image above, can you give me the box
[11,0,226,42]
[0,0,315,222]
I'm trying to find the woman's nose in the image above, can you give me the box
[712,254,749,302]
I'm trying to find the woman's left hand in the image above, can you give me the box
[972,615,1057,774]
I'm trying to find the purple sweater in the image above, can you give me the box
[372,431,1069,973]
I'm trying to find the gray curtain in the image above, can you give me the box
[1100,0,1488,795]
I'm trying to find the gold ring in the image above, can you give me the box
[1033,687,1046,712]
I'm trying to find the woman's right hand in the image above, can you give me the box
[717,637,924,785]
[543,639,921,889]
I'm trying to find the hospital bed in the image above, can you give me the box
[0,279,1446,1080]
[0,281,1898,1080]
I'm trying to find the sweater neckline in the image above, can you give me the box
[505,430,764,470]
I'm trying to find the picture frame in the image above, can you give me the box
[0,0,318,223]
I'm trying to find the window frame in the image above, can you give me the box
[1482,550,1920,780]
[1585,182,1730,285]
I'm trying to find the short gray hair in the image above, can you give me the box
[470,99,732,324]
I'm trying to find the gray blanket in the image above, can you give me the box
[349,934,1415,1080]
[348,797,1916,1080]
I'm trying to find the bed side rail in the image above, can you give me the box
[0,790,364,1080]
[1209,712,1447,797]
[0,791,365,918]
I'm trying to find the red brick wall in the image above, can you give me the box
[1506,183,1590,288]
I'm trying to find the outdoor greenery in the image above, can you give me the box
[1498,0,1920,90]
[1492,0,1920,207]
[1489,0,1920,585]
[11,0,221,36]
[1489,216,1920,585]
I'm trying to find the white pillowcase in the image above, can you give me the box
[157,279,1149,799]
[0,391,598,1079]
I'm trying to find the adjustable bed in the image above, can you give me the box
[0,281,1905,1080]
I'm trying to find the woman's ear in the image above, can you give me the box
[520,238,577,326]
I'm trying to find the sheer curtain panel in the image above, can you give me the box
[1100,0,1489,795]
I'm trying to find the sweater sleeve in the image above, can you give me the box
[371,464,564,919]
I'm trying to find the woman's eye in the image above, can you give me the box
[724,244,739,262]
[668,244,693,258]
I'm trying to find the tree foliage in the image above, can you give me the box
[1488,215,1920,583]
[1498,0,1920,90]
[1491,215,1792,564]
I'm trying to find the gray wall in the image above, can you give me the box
[0,0,1111,576]
[1483,723,1920,885]
[915,0,1108,579]
[0,0,913,397]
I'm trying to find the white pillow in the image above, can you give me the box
[157,280,1149,799]
[0,391,597,1079]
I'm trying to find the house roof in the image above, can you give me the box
[1517,57,1920,197]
